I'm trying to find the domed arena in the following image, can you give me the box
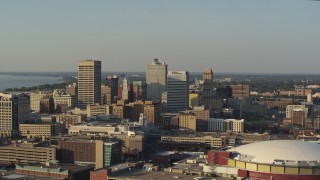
[206,140,320,180]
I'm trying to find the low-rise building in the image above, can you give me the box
[19,123,65,138]
[16,163,93,180]
[0,144,56,163]
[56,114,86,129]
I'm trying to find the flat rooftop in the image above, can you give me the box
[109,168,227,180]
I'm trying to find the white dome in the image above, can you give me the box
[228,140,320,164]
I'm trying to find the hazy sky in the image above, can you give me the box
[0,0,319,73]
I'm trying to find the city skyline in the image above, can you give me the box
[0,0,319,74]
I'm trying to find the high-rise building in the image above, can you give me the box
[107,75,119,103]
[0,93,30,137]
[146,58,167,101]
[78,60,102,109]
[166,71,189,113]
[121,77,131,102]
[202,68,215,109]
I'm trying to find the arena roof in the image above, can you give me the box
[228,140,320,165]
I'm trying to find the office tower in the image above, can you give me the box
[166,71,189,113]
[122,77,130,101]
[146,58,167,101]
[202,68,215,109]
[107,75,119,103]
[0,93,30,137]
[78,60,101,109]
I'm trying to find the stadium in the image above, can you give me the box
[206,140,320,180]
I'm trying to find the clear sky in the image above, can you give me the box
[0,0,319,73]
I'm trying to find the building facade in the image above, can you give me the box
[78,60,102,109]
[146,58,167,101]
[166,71,189,113]
[202,68,215,109]
[0,93,30,137]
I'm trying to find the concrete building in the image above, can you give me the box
[261,98,294,111]
[78,60,101,109]
[101,84,112,105]
[66,83,78,107]
[144,101,162,126]
[112,103,125,119]
[58,140,104,169]
[53,90,74,109]
[0,93,30,137]
[16,163,93,180]
[132,81,146,101]
[231,84,250,99]
[68,124,118,136]
[29,91,50,112]
[121,77,131,102]
[87,104,110,117]
[208,118,226,132]
[186,106,210,131]
[56,114,85,129]
[292,110,306,127]
[166,71,189,113]
[161,136,225,148]
[178,112,197,131]
[202,68,215,109]
[0,143,56,163]
[146,58,167,101]
[286,105,308,118]
[208,118,245,133]
[19,123,65,138]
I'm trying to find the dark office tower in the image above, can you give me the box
[166,71,189,113]
[78,60,101,109]
[216,86,233,99]
[202,68,214,109]
[107,75,119,103]
[146,58,167,101]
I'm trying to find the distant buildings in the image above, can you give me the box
[146,58,167,101]
[166,71,189,113]
[286,105,308,119]
[0,93,30,137]
[231,84,250,99]
[208,118,245,133]
[78,60,101,109]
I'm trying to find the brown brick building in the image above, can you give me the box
[58,140,103,169]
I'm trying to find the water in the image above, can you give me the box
[0,74,62,91]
